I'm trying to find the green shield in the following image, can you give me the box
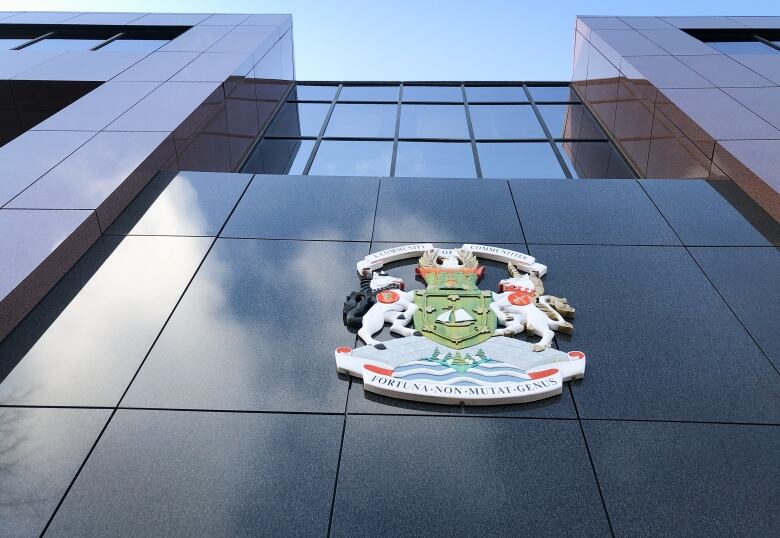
[412,289,496,349]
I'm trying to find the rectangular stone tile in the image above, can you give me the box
[678,54,774,88]
[373,178,523,243]
[0,408,110,538]
[170,52,252,83]
[0,130,94,206]
[728,54,780,85]
[660,16,745,28]
[159,25,233,52]
[207,26,278,58]
[690,247,780,370]
[200,13,250,25]
[241,14,292,34]
[638,28,719,55]
[641,180,779,246]
[1,12,82,23]
[17,51,148,81]
[619,16,672,29]
[730,16,780,28]
[121,239,368,413]
[716,139,780,196]
[723,87,780,131]
[659,88,780,141]
[112,51,199,82]
[0,235,212,406]
[128,13,211,26]
[222,175,378,241]
[0,209,100,341]
[511,179,679,245]
[529,244,780,423]
[47,410,341,536]
[0,50,66,79]
[620,56,713,89]
[65,12,147,24]
[590,29,666,68]
[33,81,160,131]
[108,171,250,237]
[585,421,779,536]
[331,416,611,537]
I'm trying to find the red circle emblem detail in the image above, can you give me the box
[508,291,532,306]
[377,291,400,304]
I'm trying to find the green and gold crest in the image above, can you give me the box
[411,249,497,349]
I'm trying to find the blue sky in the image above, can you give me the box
[6,0,780,80]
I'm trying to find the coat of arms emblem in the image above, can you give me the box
[336,244,586,405]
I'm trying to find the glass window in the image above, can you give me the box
[338,85,399,102]
[394,142,476,178]
[0,38,29,50]
[399,104,469,139]
[309,140,393,176]
[324,104,397,138]
[527,85,580,102]
[478,142,566,178]
[291,85,338,101]
[24,38,104,51]
[469,105,545,139]
[465,86,527,103]
[538,104,605,139]
[244,138,314,175]
[98,39,168,52]
[266,102,330,137]
[557,141,635,179]
[706,41,780,55]
[402,85,463,102]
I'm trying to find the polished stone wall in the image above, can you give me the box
[574,16,780,221]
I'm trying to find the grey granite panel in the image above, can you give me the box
[241,14,292,35]
[729,16,780,28]
[331,416,611,537]
[0,209,101,341]
[641,180,779,246]
[33,81,160,132]
[717,139,780,193]
[0,130,94,206]
[660,16,746,29]
[121,239,368,413]
[678,54,775,88]
[729,54,780,85]
[723,87,780,131]
[660,88,780,140]
[16,51,148,82]
[0,408,110,537]
[108,171,251,236]
[106,81,221,132]
[159,25,233,52]
[170,52,252,82]
[47,411,341,536]
[0,12,82,23]
[128,13,210,26]
[7,131,171,211]
[208,26,277,59]
[618,16,672,29]
[65,12,147,24]
[200,13,250,25]
[0,50,66,79]
[511,179,680,245]
[638,28,720,55]
[112,51,199,82]
[590,29,666,68]
[531,244,780,423]
[222,175,378,241]
[0,235,212,406]
[621,56,713,89]
[690,247,780,370]
[585,421,779,536]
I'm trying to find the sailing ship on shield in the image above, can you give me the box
[336,244,586,405]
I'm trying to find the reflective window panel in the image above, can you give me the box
[244,138,315,175]
[266,102,330,137]
[98,39,169,52]
[478,142,566,178]
[557,141,635,179]
[338,85,399,102]
[309,140,393,176]
[470,105,545,139]
[538,104,606,139]
[527,85,580,102]
[325,104,397,138]
[399,104,470,139]
[706,41,780,55]
[402,85,463,102]
[465,86,527,103]
[291,85,338,101]
[24,38,104,51]
[394,142,476,178]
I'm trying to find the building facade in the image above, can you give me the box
[0,12,778,537]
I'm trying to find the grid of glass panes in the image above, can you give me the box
[243,82,635,179]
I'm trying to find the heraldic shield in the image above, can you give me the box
[412,249,496,349]
[337,244,586,406]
